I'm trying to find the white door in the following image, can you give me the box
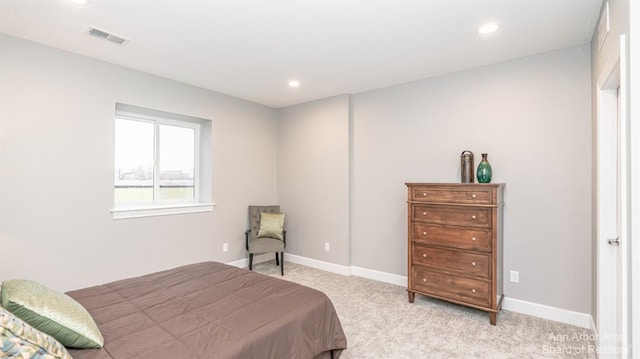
[596,34,629,358]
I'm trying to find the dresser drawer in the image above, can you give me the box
[412,268,490,307]
[412,224,491,251]
[412,205,491,228]
[411,187,492,204]
[412,245,490,278]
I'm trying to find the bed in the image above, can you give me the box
[64,261,347,359]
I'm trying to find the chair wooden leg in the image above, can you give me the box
[249,253,253,270]
[280,252,284,276]
[275,252,279,266]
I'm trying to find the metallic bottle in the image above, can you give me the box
[460,150,474,183]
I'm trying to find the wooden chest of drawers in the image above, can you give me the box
[406,183,505,325]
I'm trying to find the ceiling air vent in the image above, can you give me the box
[88,27,129,45]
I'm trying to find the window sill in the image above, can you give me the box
[111,203,215,219]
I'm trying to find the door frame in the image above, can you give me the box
[630,1,640,355]
[595,33,629,358]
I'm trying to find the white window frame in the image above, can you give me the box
[111,108,214,219]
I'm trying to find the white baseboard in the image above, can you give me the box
[227,254,594,330]
[501,297,593,329]
[350,265,406,287]
[284,253,351,276]
[226,253,274,268]
[227,253,350,275]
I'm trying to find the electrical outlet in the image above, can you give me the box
[510,270,519,283]
[324,242,330,251]
[223,243,229,252]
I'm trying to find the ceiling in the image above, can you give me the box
[0,0,602,108]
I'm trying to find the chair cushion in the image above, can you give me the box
[257,212,285,240]
[249,237,285,254]
[1,279,103,348]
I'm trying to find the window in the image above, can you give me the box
[112,104,213,219]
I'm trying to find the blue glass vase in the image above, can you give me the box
[476,153,492,183]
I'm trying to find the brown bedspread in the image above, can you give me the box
[65,262,346,359]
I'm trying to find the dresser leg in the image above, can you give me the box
[408,291,415,303]
[489,312,497,325]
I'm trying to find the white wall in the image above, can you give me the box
[352,45,592,313]
[278,45,592,314]
[0,33,594,316]
[276,95,350,266]
[0,34,279,291]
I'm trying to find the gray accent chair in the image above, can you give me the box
[245,205,286,275]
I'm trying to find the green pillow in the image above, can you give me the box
[1,279,103,349]
[257,212,285,240]
[1,307,72,359]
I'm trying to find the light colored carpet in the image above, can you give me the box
[252,260,596,359]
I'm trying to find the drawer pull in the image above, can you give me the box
[422,231,427,236]
[422,253,427,258]
[471,262,476,266]
[471,289,476,293]
[422,278,427,282]
[422,212,427,215]
[472,194,476,199]
[422,192,427,197]
[471,237,477,242]
[471,215,477,220]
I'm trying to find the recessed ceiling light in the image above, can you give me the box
[288,80,300,88]
[477,23,499,35]
[68,0,90,4]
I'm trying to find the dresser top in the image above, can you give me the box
[405,183,505,188]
